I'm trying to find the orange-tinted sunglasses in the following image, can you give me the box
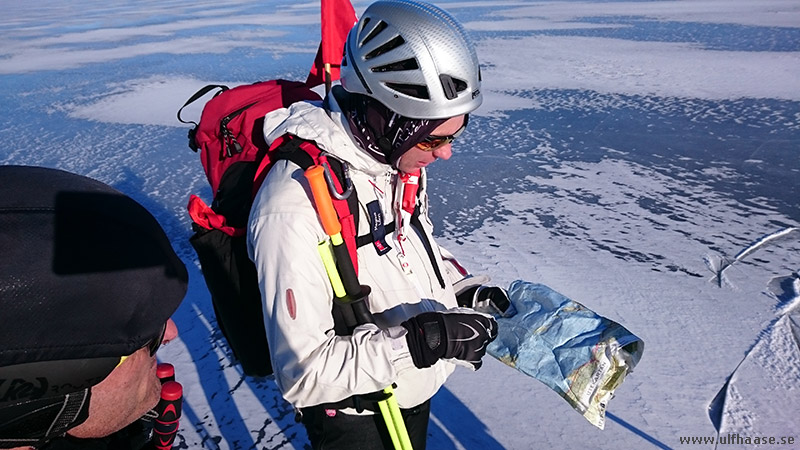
[416,115,469,151]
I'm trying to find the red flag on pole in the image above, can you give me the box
[306,0,357,90]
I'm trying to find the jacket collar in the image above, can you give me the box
[263,92,394,178]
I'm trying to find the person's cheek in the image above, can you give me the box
[162,319,178,344]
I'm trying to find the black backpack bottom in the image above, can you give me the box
[190,227,272,377]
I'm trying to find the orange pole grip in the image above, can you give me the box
[305,165,342,237]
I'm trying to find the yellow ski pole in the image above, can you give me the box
[306,165,413,450]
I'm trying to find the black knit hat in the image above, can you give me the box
[0,166,188,368]
[0,166,188,446]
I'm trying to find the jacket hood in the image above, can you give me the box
[263,94,392,178]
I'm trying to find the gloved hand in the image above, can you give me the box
[401,309,498,370]
[455,279,513,317]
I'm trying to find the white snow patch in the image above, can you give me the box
[478,36,800,101]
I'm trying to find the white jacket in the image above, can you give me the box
[247,93,463,409]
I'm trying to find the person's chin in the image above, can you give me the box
[410,159,434,171]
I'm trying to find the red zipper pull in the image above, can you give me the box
[399,170,420,215]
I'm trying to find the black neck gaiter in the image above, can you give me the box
[332,87,445,168]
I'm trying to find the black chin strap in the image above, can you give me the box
[0,389,91,449]
[376,114,402,156]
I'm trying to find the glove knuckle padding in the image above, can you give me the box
[441,312,497,363]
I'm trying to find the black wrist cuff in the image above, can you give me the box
[481,287,511,313]
[456,286,479,308]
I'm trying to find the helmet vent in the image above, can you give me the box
[384,82,430,100]
[439,74,468,100]
[372,58,419,73]
[364,36,406,60]
[360,19,387,46]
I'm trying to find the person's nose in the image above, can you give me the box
[162,319,178,345]
[432,143,452,160]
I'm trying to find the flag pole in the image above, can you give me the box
[322,0,332,94]
[324,63,332,93]
[307,0,355,90]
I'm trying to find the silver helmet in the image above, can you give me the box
[340,0,483,119]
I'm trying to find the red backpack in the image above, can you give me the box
[177,80,359,376]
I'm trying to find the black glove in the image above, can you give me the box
[402,309,498,370]
[456,285,512,316]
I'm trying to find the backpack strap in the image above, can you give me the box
[407,177,445,288]
[176,84,229,127]
[352,178,445,289]
[254,135,361,275]
[409,208,445,289]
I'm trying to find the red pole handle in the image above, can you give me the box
[152,381,182,450]
[156,363,175,383]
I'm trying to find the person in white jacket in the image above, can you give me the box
[248,1,509,448]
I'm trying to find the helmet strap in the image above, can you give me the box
[377,115,402,155]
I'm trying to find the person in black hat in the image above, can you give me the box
[0,166,188,450]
